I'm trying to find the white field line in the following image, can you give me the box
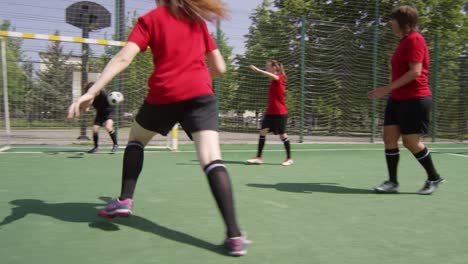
[446,153,468,158]
[1,147,468,155]
[0,146,11,152]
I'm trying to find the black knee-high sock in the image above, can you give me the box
[108,130,118,145]
[257,136,266,157]
[93,132,99,148]
[385,148,399,184]
[120,141,144,200]
[414,147,440,181]
[282,137,291,159]
[204,160,241,238]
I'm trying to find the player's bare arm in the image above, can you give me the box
[248,65,279,80]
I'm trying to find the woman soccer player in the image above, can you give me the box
[83,82,119,153]
[246,60,293,166]
[368,5,444,195]
[67,0,248,256]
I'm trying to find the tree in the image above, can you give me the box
[33,34,75,121]
[235,0,466,137]
[98,11,153,121]
[211,29,238,114]
[0,20,29,120]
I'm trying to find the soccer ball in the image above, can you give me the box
[107,91,124,106]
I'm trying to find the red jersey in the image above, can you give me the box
[127,6,218,104]
[266,73,288,115]
[390,31,431,100]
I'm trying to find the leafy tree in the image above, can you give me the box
[98,11,153,121]
[236,0,466,137]
[33,35,75,121]
[211,29,238,114]
[0,20,29,119]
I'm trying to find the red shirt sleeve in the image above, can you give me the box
[405,35,425,63]
[128,17,151,52]
[201,21,217,52]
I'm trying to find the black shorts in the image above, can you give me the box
[261,114,288,135]
[384,96,432,135]
[94,111,115,126]
[135,95,218,139]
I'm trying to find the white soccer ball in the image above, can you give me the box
[107,91,124,106]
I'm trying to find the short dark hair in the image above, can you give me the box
[391,5,419,32]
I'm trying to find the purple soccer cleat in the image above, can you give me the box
[224,233,250,256]
[99,198,133,218]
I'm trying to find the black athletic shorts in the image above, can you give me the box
[94,111,115,126]
[135,94,218,140]
[261,114,288,135]
[384,96,432,135]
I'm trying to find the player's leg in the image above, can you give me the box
[374,125,401,193]
[99,121,156,218]
[193,130,247,256]
[103,119,119,152]
[383,125,401,181]
[400,97,443,194]
[88,124,101,153]
[278,115,292,166]
[279,133,293,166]
[120,121,156,198]
[99,102,173,218]
[402,134,443,194]
[375,98,401,193]
[246,115,270,164]
[246,128,268,164]
[182,95,248,256]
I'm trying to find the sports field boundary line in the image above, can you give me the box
[2,147,468,155]
[0,146,11,152]
[447,153,468,158]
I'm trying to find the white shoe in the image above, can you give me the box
[246,157,263,165]
[281,158,294,166]
[374,181,400,193]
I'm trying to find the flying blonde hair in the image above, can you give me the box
[159,0,230,22]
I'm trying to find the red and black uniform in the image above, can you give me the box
[128,6,218,137]
[120,6,244,240]
[261,73,288,134]
[384,31,432,134]
[92,90,116,126]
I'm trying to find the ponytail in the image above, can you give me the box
[269,59,287,81]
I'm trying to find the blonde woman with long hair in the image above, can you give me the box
[68,0,249,256]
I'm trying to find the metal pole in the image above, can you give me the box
[78,28,90,140]
[214,20,221,115]
[431,34,439,142]
[459,56,467,142]
[1,37,11,143]
[299,16,306,143]
[370,0,379,143]
[113,0,125,139]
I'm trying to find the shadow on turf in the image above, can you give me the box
[247,182,378,194]
[176,160,282,166]
[44,150,118,158]
[0,197,225,255]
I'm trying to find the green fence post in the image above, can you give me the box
[431,34,439,142]
[214,20,221,115]
[370,0,379,143]
[113,0,125,140]
[299,15,306,143]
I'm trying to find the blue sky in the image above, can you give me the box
[1,0,265,57]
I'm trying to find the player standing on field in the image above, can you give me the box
[67,0,249,256]
[368,5,444,195]
[83,82,119,153]
[246,60,293,166]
